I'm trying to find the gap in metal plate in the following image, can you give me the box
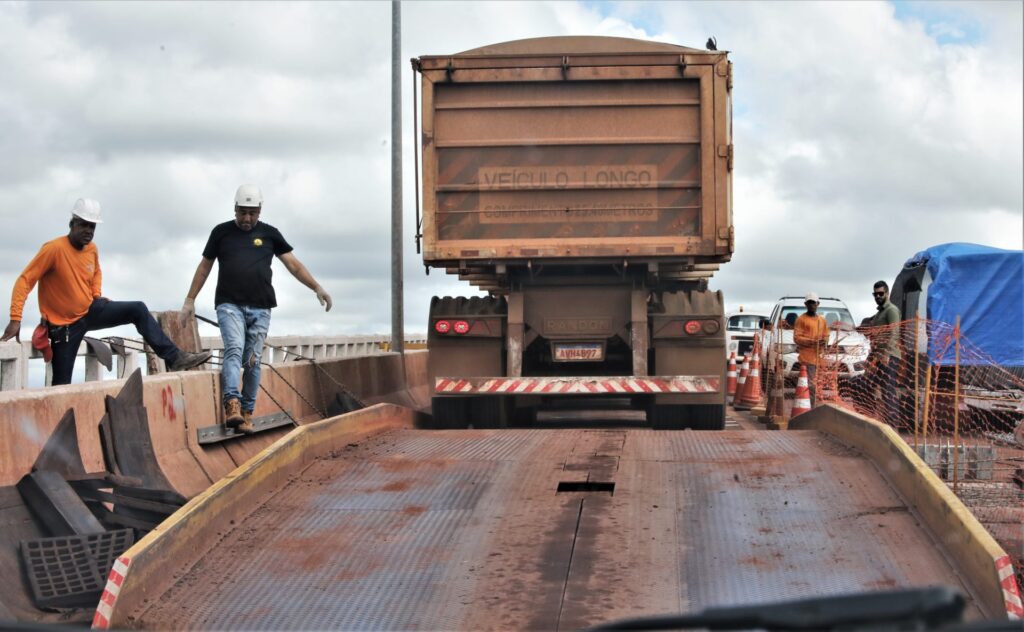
[556,481,615,494]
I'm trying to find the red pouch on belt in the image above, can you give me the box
[32,323,52,363]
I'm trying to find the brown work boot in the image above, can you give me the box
[223,399,244,428]
[169,350,212,371]
[237,410,255,435]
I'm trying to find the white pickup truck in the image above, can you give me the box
[725,311,768,359]
[761,296,870,380]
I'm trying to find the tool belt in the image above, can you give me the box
[45,320,72,344]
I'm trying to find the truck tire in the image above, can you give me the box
[431,397,470,429]
[648,404,725,430]
[469,396,508,429]
[686,404,726,430]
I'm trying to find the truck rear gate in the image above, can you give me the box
[122,423,993,629]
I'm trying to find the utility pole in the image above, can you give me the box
[390,0,404,353]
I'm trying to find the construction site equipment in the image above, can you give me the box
[19,530,133,609]
[791,366,812,416]
[414,36,733,430]
[890,243,1023,370]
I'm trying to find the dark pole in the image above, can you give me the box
[391,0,404,353]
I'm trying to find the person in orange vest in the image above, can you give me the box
[2,199,212,385]
[793,292,829,406]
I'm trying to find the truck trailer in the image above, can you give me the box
[414,36,734,429]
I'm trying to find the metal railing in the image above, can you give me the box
[0,334,427,391]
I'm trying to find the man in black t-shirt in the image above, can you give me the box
[182,184,332,433]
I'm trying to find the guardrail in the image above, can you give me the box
[0,334,427,391]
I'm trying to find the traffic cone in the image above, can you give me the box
[734,356,749,408]
[791,365,812,417]
[736,351,764,409]
[726,353,737,404]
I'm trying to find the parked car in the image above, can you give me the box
[761,296,870,379]
[725,310,768,359]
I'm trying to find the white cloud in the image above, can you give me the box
[0,0,1018,355]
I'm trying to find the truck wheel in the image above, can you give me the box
[686,404,726,431]
[648,404,725,430]
[431,397,470,429]
[647,404,686,430]
[470,397,508,429]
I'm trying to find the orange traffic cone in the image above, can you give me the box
[736,351,764,409]
[726,353,737,404]
[791,365,812,417]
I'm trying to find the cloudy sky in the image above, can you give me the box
[1,0,1021,352]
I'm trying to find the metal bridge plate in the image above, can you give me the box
[135,429,984,629]
[197,412,294,445]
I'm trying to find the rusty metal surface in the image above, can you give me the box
[417,37,733,268]
[132,428,983,629]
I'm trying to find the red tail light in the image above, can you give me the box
[434,320,451,334]
[684,320,702,335]
[453,320,470,335]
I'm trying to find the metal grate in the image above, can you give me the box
[20,529,134,609]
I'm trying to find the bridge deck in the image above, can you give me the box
[131,427,983,629]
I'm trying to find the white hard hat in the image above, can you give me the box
[234,184,263,208]
[71,198,103,224]
[805,291,820,303]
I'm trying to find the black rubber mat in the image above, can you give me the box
[20,530,134,609]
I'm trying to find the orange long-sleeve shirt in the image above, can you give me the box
[793,312,829,366]
[10,236,102,325]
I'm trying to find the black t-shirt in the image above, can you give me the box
[202,221,293,308]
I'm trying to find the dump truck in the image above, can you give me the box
[414,36,734,429]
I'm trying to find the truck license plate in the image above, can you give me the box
[553,343,604,362]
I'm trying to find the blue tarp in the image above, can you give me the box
[905,243,1024,366]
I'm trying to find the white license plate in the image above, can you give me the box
[553,343,604,362]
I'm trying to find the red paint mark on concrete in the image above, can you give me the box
[161,386,178,422]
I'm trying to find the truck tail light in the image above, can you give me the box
[453,320,470,335]
[434,320,451,334]
[702,320,720,334]
[684,320,702,335]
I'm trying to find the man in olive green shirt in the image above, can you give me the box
[868,280,902,422]
[870,280,902,362]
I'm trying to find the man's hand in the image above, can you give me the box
[181,297,196,318]
[315,286,332,312]
[2,320,21,342]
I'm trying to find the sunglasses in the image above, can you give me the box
[872,291,886,297]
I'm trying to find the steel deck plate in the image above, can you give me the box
[134,429,983,629]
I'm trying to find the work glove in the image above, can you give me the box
[315,286,333,312]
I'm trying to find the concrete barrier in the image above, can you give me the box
[792,404,1022,620]
[0,380,119,486]
[97,404,412,629]
[0,352,429,491]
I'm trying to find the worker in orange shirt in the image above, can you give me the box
[1,199,212,385]
[793,292,829,406]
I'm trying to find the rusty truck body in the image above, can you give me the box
[415,36,734,429]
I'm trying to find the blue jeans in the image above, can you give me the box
[216,303,271,412]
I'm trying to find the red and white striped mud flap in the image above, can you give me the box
[435,375,720,395]
[91,556,131,630]
[996,555,1023,620]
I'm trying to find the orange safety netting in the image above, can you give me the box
[757,317,1024,589]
